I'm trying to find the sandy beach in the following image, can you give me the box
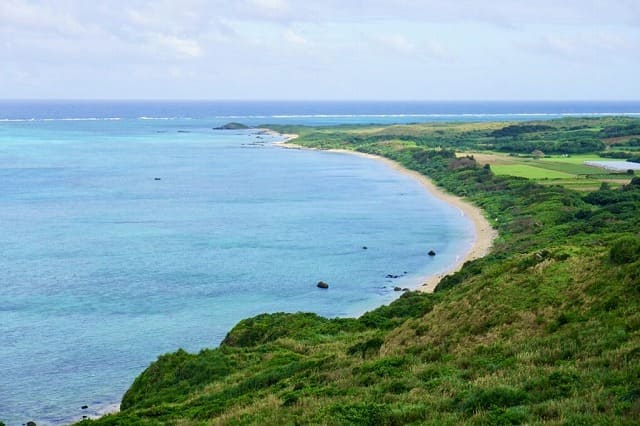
[274,136,497,293]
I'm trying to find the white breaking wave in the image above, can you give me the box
[214,112,640,119]
[139,116,178,120]
[0,117,121,122]
[2,112,640,122]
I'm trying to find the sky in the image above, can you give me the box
[1,0,639,100]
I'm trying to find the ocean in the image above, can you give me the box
[0,101,638,425]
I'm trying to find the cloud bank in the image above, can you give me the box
[1,0,638,99]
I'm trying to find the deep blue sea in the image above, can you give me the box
[1,101,639,425]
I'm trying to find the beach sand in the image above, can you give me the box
[274,136,497,293]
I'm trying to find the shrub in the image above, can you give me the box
[327,403,392,426]
[220,312,357,347]
[484,407,529,425]
[358,291,434,330]
[457,386,529,414]
[610,236,640,264]
[347,337,383,359]
[524,370,579,401]
[357,357,407,378]
[121,349,232,409]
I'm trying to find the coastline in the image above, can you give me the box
[88,130,494,424]
[273,136,496,293]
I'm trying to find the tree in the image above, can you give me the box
[531,149,545,159]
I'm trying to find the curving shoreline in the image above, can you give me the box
[88,130,495,423]
[273,134,497,293]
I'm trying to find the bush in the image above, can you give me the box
[358,291,434,330]
[121,349,233,409]
[484,407,529,425]
[610,236,640,264]
[221,312,360,347]
[525,370,579,401]
[347,337,383,359]
[356,356,407,378]
[457,386,529,414]
[327,403,392,426]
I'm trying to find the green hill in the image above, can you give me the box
[84,118,640,425]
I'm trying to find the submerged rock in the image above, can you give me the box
[317,281,329,289]
[428,250,436,256]
[394,286,402,291]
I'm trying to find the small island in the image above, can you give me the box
[213,122,250,130]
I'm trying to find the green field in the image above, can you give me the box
[492,164,574,179]
[541,154,604,164]
[469,154,633,190]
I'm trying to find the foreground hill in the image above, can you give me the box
[86,118,640,425]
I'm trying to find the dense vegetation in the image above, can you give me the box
[265,116,640,155]
[83,118,640,425]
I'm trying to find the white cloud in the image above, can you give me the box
[247,0,288,12]
[519,32,639,61]
[283,29,308,46]
[376,34,416,54]
[150,34,204,58]
[0,0,638,99]
[370,34,452,61]
[0,0,96,37]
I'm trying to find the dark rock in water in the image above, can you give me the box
[394,286,402,291]
[403,271,408,274]
[154,177,161,181]
[402,288,409,291]
[317,281,329,289]
[362,246,368,250]
[177,130,191,133]
[386,274,400,279]
[27,422,36,426]
[81,405,88,409]
[214,122,250,130]
[428,250,436,256]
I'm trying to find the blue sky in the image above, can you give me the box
[1,0,639,100]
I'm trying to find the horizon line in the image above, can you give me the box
[2,99,640,103]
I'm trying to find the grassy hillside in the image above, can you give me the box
[85,118,640,425]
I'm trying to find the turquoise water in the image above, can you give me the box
[0,116,474,424]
